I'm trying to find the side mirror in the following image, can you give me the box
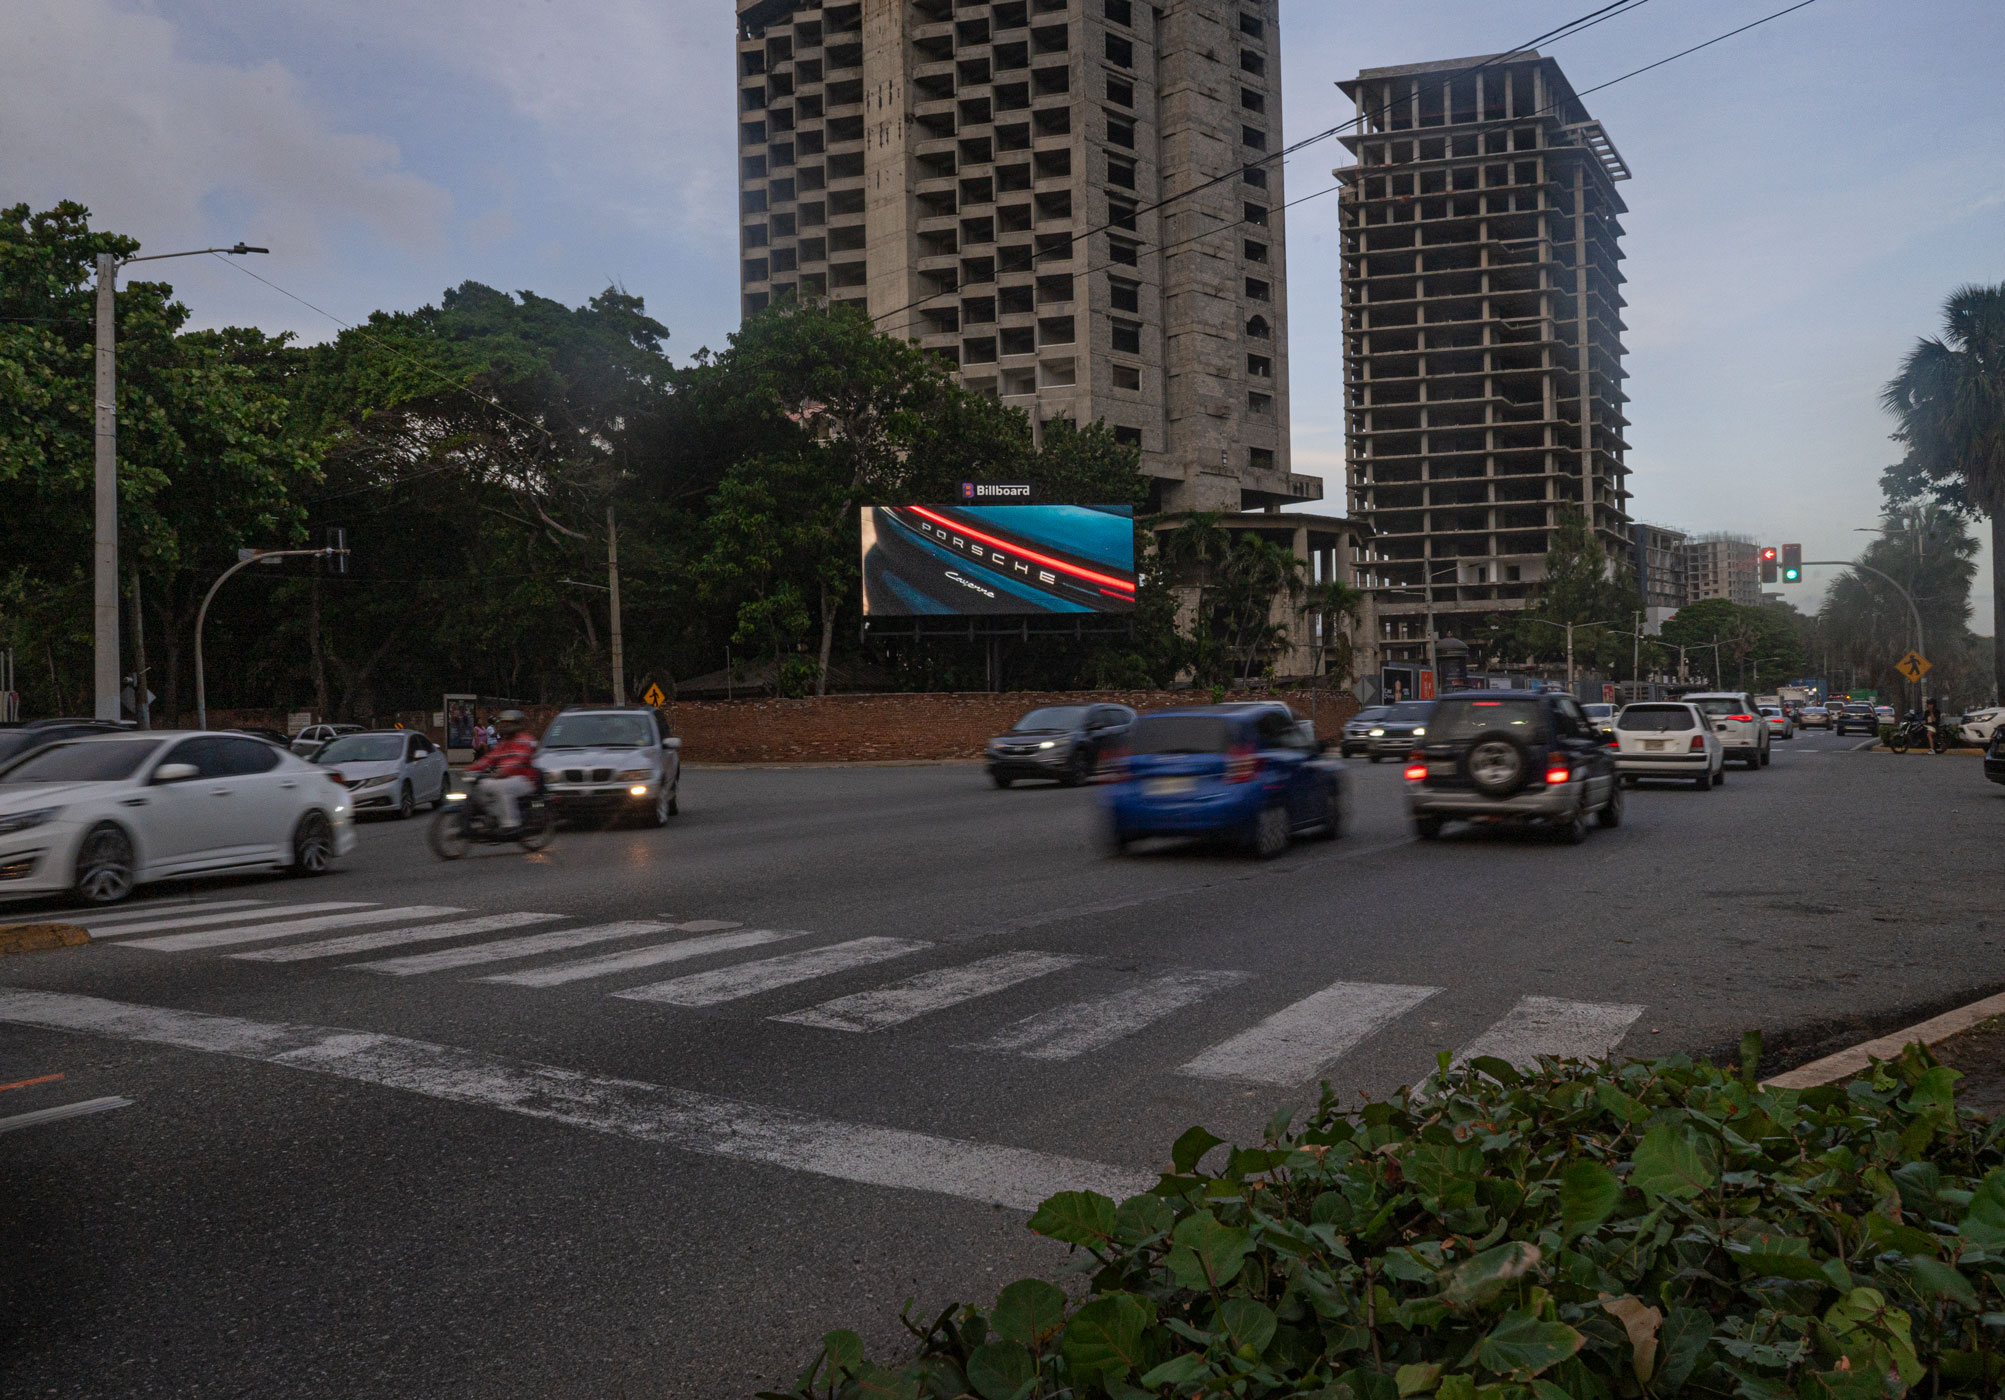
[153,763,199,784]
[664,737,682,750]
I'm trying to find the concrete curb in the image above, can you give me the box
[0,923,91,957]
[1765,990,2005,1089]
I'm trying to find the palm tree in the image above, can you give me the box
[1299,578,1366,686]
[1218,537,1306,681]
[1155,512,1233,683]
[1881,282,2005,701]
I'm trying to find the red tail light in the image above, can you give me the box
[1544,766,1573,785]
[1728,714,1754,723]
[1689,734,1706,751]
[1404,763,1427,780]
[1224,744,1260,784]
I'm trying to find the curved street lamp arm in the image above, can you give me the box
[195,549,329,730]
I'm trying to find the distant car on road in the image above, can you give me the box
[1833,703,1879,737]
[1582,703,1618,741]
[986,703,1136,788]
[290,722,362,758]
[1684,692,1771,768]
[534,706,681,827]
[313,729,451,819]
[1404,690,1621,842]
[1340,706,1389,758]
[1798,705,1832,730]
[1875,705,1897,724]
[1759,705,1794,740]
[1365,700,1435,762]
[0,719,130,776]
[1612,701,1723,790]
[1101,704,1341,858]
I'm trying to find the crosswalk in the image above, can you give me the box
[50,897,1650,1087]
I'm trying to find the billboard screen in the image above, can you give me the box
[860,504,1136,616]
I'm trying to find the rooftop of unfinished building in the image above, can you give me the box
[1352,52,1535,82]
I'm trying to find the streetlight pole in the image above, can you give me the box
[1798,557,1927,710]
[1522,618,1611,694]
[92,242,269,721]
[195,547,330,729]
[606,504,625,704]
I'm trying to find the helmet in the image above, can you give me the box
[496,708,527,732]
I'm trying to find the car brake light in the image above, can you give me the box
[1544,765,1572,785]
[1404,763,1427,780]
[1728,714,1754,723]
[1225,744,1260,783]
[1689,734,1706,751]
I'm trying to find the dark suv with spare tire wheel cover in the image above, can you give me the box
[1404,690,1621,843]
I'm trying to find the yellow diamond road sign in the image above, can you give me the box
[1895,651,1931,682]
[642,683,666,707]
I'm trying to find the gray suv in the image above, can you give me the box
[533,706,682,827]
[987,703,1136,788]
[1405,690,1621,843]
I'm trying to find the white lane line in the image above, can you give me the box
[1179,979,1442,1086]
[230,913,566,963]
[614,937,930,1008]
[346,921,669,976]
[123,907,463,953]
[674,920,743,933]
[54,898,269,927]
[84,902,376,939]
[478,929,801,988]
[972,969,1252,1061]
[0,988,1149,1208]
[0,1096,134,1134]
[1453,996,1646,1068]
[774,951,1083,1033]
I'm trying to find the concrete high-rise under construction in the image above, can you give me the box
[734,0,1321,512]
[1335,52,1632,666]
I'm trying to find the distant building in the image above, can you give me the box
[1630,522,1687,632]
[1683,534,1760,608]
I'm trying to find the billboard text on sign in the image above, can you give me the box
[859,505,1136,616]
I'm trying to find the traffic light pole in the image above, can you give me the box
[194,547,335,729]
[1800,559,1926,709]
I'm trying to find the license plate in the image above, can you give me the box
[1150,777,1196,797]
[1645,740,1666,752]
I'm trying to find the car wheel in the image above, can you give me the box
[1620,775,1638,789]
[1314,788,1342,841]
[1369,754,1382,764]
[1413,814,1444,841]
[1060,751,1092,788]
[291,810,334,876]
[990,770,1013,789]
[1560,805,1590,844]
[648,784,671,828]
[668,785,679,816]
[396,783,416,820]
[432,778,451,810]
[1597,783,1623,828]
[1100,820,1130,857]
[1251,803,1290,859]
[72,822,136,905]
[1714,766,1726,786]
[1759,746,1771,767]
[1695,769,1712,791]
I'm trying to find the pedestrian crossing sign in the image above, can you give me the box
[1895,651,1931,682]
[642,682,666,707]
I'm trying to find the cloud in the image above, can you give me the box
[0,0,450,259]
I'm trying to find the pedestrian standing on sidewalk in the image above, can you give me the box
[473,718,489,761]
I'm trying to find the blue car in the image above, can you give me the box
[1101,704,1344,858]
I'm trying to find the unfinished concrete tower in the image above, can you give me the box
[1334,52,1632,665]
[734,0,1319,511]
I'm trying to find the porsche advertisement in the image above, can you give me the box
[860,505,1137,616]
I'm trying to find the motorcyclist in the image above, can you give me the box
[466,709,539,832]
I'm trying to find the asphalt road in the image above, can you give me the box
[2,728,2000,1396]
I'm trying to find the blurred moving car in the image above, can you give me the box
[1833,703,1879,737]
[314,730,451,819]
[534,706,681,827]
[290,722,363,757]
[986,703,1136,788]
[1339,706,1389,758]
[1798,705,1832,730]
[1611,702,1723,790]
[1101,704,1341,858]
[1404,691,1621,842]
[1759,705,1794,740]
[1365,700,1435,762]
[1957,706,2002,745]
[0,719,130,775]
[1684,692,1771,769]
[0,731,354,905]
[1582,703,1617,741]
[1987,728,2005,786]
[1875,705,1897,724]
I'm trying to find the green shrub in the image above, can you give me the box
[770,1043,2005,1399]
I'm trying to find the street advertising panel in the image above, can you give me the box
[860,505,1136,616]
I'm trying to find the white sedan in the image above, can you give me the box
[1959,707,2003,745]
[1611,702,1724,790]
[314,729,452,819]
[0,732,356,906]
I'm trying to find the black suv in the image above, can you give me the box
[1986,728,2005,787]
[0,719,130,775]
[1404,690,1621,843]
[1832,703,1879,737]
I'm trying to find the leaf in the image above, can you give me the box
[1217,1297,1277,1357]
[1474,1316,1584,1378]
[1655,1306,1713,1392]
[1910,1255,1979,1308]
[1112,1193,1175,1246]
[1727,1232,1828,1281]
[1171,1125,1225,1174]
[849,1365,920,1400]
[823,1329,864,1374]
[1437,1376,1479,1400]
[1401,1142,1485,1201]
[1028,1190,1117,1248]
[1138,1354,1211,1388]
[1595,1080,1646,1124]
[1166,1209,1253,1291]
[1599,1295,1663,1384]
[1437,1240,1541,1307]
[1560,1160,1621,1238]
[990,1280,1067,1348]
[1629,1123,1720,1204]
[1394,1361,1442,1396]
[1061,1293,1150,1384]
[1739,1029,1763,1089]
[1960,1166,2005,1251]
[965,1341,1036,1400]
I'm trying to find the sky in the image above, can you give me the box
[4,0,2000,633]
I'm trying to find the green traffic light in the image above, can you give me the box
[1783,567,1801,582]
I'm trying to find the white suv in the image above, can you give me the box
[1683,692,1770,770]
[533,707,682,827]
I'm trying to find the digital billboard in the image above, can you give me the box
[860,505,1136,616]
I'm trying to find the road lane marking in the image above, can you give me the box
[0,1072,66,1093]
[674,920,744,933]
[123,907,463,952]
[0,1096,133,1134]
[84,902,377,938]
[1179,980,1442,1086]
[0,988,1150,1208]
[1453,996,1645,1067]
[231,913,567,963]
[774,951,1082,1032]
[60,898,270,927]
[971,969,1252,1061]
[345,922,670,976]
[478,929,801,988]
[613,937,930,1008]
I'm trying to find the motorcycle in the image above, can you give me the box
[1885,711,1949,755]
[429,775,556,858]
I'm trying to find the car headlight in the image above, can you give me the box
[0,807,61,836]
[1368,728,1385,737]
[353,774,396,790]
[1412,727,1426,737]
[1039,740,1057,749]
[616,769,651,782]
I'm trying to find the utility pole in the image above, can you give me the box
[1523,618,1610,695]
[606,504,625,704]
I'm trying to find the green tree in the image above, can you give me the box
[1487,509,1640,676]
[1821,502,1982,707]
[1299,577,1366,689]
[1881,281,2005,703]
[1661,597,1803,692]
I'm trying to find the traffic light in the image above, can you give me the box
[1760,546,1778,584]
[1781,543,1801,583]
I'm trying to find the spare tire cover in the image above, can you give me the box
[1462,733,1530,797]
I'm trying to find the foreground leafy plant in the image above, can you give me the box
[767,1040,2005,1399]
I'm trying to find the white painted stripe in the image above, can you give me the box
[775,951,1082,1032]
[58,898,269,926]
[84,902,375,939]
[1180,980,1442,1086]
[674,920,743,933]
[973,969,1251,1061]
[230,913,566,963]
[346,921,668,976]
[124,907,462,953]
[0,989,1149,1207]
[1454,996,1646,1068]
[478,929,799,988]
[614,937,930,1008]
[0,1096,134,1134]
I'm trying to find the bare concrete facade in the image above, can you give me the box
[1334,52,1633,666]
[735,0,1318,511]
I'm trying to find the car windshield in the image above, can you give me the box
[1386,702,1433,723]
[0,732,42,765]
[1348,708,1388,725]
[1846,705,1875,715]
[542,714,653,748]
[1692,698,1748,717]
[1128,715,1234,755]
[1584,705,1614,719]
[1013,707,1089,731]
[2,738,164,783]
[317,734,405,764]
[1429,699,1545,742]
[1760,707,1781,717]
[1618,705,1697,733]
